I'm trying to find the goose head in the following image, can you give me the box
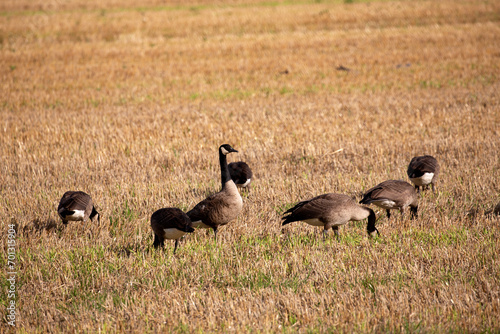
[90,206,100,223]
[219,144,238,155]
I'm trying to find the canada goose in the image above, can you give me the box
[407,155,440,192]
[228,161,253,192]
[360,180,418,219]
[187,144,243,240]
[150,208,194,253]
[57,191,99,225]
[494,202,500,215]
[282,193,378,241]
[485,202,500,217]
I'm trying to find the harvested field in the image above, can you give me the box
[1,0,499,332]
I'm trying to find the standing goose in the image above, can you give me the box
[359,180,418,219]
[150,208,194,253]
[57,191,99,225]
[187,144,243,240]
[407,155,440,193]
[228,161,253,192]
[282,193,378,241]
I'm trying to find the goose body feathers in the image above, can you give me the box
[57,191,99,224]
[360,180,418,218]
[228,161,253,189]
[187,144,243,239]
[282,193,378,240]
[151,207,194,253]
[407,155,440,192]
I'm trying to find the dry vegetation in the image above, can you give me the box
[1,0,500,332]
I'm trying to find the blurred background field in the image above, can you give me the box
[1,0,499,332]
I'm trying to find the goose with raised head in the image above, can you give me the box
[407,155,440,193]
[282,193,378,241]
[228,161,253,192]
[360,180,418,219]
[187,144,243,240]
[150,208,194,253]
[57,191,99,225]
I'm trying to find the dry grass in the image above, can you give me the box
[1,0,500,332]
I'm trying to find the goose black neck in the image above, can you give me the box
[410,205,418,219]
[90,207,99,223]
[219,150,232,189]
[366,208,377,234]
[90,207,98,219]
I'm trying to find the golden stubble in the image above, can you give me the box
[1,0,499,332]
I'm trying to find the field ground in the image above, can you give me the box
[1,0,500,332]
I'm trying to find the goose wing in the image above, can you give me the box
[58,191,91,212]
[228,162,253,184]
[407,156,439,178]
[151,208,193,232]
[186,192,222,223]
[360,181,412,205]
[282,193,344,225]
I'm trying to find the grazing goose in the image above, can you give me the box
[494,202,500,216]
[228,161,253,192]
[360,180,418,219]
[187,144,243,240]
[57,191,99,225]
[282,193,378,241]
[407,155,440,192]
[485,202,500,217]
[150,208,194,253]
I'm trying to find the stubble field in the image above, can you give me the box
[1,0,500,332]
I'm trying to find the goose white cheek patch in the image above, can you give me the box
[221,147,229,155]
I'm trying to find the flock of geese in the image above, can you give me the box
[57,144,442,253]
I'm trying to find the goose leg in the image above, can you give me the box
[153,234,163,248]
[322,229,328,242]
[333,227,340,242]
[410,206,418,219]
[386,209,391,220]
[173,239,179,254]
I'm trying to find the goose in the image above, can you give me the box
[494,202,500,216]
[57,191,99,225]
[485,202,500,217]
[228,161,253,192]
[407,155,440,192]
[282,193,378,241]
[150,208,194,253]
[359,180,418,219]
[187,144,243,240]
